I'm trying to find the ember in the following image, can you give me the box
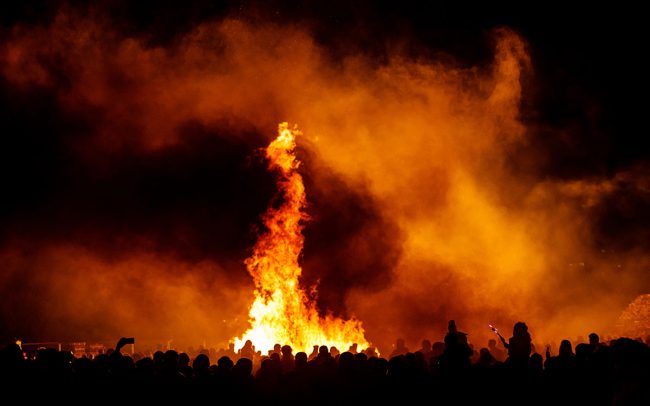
[616,294,650,339]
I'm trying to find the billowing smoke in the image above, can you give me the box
[0,3,647,351]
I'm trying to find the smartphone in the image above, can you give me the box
[124,337,135,345]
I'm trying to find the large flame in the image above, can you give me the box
[233,123,369,354]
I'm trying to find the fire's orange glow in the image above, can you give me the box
[234,123,369,354]
[1,11,648,350]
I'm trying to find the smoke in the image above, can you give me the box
[1,4,648,351]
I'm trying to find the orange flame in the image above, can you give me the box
[233,123,369,354]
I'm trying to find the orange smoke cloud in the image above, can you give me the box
[0,244,251,347]
[1,8,648,351]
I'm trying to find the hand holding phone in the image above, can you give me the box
[116,337,136,351]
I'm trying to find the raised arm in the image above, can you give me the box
[498,333,509,349]
[115,337,135,353]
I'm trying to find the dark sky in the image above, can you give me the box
[0,1,647,343]
[2,1,645,172]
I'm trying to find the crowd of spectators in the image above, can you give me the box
[1,321,648,405]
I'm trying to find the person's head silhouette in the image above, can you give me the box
[448,320,457,333]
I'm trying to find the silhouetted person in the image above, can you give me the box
[280,345,294,373]
[135,356,155,384]
[529,352,543,375]
[308,345,319,361]
[488,338,505,362]
[239,340,255,361]
[225,343,237,360]
[295,352,307,370]
[418,339,432,360]
[587,331,611,381]
[430,341,445,359]
[310,346,336,400]
[232,357,254,400]
[364,347,379,358]
[559,340,575,357]
[589,332,600,349]
[316,345,333,363]
[477,348,496,368]
[501,322,532,369]
[150,351,162,373]
[215,356,234,376]
[336,351,356,395]
[544,339,580,403]
[439,320,472,373]
[608,338,649,405]
[178,352,192,378]
[0,342,24,381]
[255,357,281,398]
[281,352,309,401]
[545,339,576,373]
[192,353,210,379]
[390,338,409,358]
